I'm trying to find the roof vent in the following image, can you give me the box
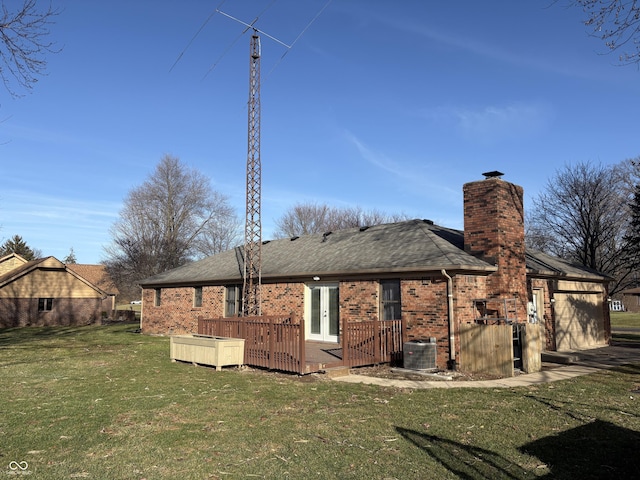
[482,170,504,179]
[322,231,332,243]
[290,236,299,241]
[423,219,434,225]
[359,226,370,232]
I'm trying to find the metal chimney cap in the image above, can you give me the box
[482,170,504,179]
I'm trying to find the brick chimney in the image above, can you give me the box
[463,172,528,321]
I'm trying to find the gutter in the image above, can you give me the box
[441,269,456,370]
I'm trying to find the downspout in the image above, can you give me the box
[441,269,456,370]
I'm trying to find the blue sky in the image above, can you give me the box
[2,0,639,264]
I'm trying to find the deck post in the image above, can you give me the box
[374,318,380,364]
[268,316,275,370]
[342,320,349,366]
[296,313,305,374]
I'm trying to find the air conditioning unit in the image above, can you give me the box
[403,338,437,370]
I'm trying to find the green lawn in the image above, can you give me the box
[610,311,640,328]
[1,324,639,479]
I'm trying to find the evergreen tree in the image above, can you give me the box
[0,235,37,261]
[63,247,77,264]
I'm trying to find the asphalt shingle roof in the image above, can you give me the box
[525,249,610,281]
[139,219,495,286]
[139,219,610,287]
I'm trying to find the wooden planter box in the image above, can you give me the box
[170,335,245,371]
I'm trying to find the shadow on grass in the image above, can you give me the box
[396,427,530,479]
[0,322,140,348]
[520,420,640,479]
[611,333,640,347]
[398,420,640,479]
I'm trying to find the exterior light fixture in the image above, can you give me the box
[312,276,320,281]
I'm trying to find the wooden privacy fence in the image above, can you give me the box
[459,322,543,377]
[198,315,306,374]
[198,316,404,374]
[459,323,514,377]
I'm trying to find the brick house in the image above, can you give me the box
[139,175,611,372]
[0,255,111,327]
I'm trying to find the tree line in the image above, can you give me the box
[527,158,640,296]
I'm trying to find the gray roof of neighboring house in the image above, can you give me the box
[139,219,610,287]
[139,219,495,287]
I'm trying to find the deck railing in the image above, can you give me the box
[197,315,403,374]
[198,315,306,374]
[343,319,404,367]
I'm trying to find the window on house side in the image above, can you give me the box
[154,288,162,307]
[225,285,241,317]
[381,280,401,320]
[194,286,203,308]
[38,298,53,312]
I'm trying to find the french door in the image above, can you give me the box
[307,284,339,342]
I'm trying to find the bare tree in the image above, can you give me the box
[273,202,408,238]
[526,161,635,295]
[0,0,59,97]
[567,0,640,65]
[192,207,242,257]
[104,155,240,297]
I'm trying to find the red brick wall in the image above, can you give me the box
[0,298,102,327]
[141,283,305,335]
[463,178,528,320]
[402,277,451,368]
[142,285,224,335]
[261,283,305,317]
[454,274,488,324]
[141,275,490,370]
[339,280,379,323]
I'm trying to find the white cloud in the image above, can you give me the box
[421,102,554,144]
[343,130,458,196]
[0,190,120,262]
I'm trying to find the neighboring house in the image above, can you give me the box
[66,263,120,317]
[0,256,109,327]
[139,175,611,372]
[620,287,640,313]
[609,299,624,312]
[0,252,28,275]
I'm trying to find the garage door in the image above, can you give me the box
[555,292,606,351]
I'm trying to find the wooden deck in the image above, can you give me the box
[304,341,345,371]
[198,315,403,375]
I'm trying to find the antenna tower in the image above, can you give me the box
[242,31,262,316]
[178,3,331,316]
